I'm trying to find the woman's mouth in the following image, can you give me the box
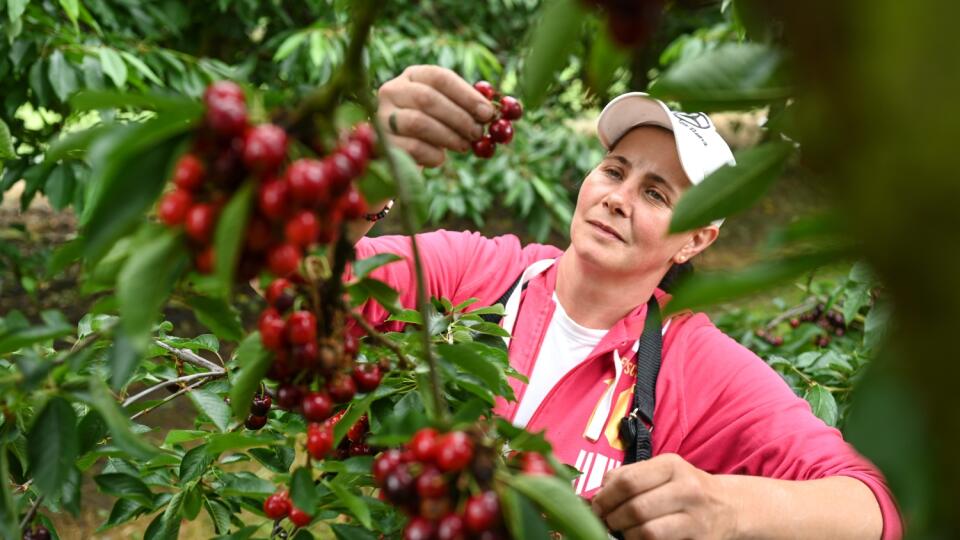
[587,220,625,242]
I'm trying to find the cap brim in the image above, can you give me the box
[597,92,674,150]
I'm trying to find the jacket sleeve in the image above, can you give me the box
[674,317,903,540]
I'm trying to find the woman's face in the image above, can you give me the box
[569,126,717,277]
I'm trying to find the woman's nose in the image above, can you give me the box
[602,186,629,217]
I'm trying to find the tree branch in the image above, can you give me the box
[122,371,226,407]
[341,300,412,369]
[129,376,218,421]
[153,340,224,372]
[18,494,43,531]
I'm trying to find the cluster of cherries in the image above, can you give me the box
[245,277,384,431]
[374,427,552,540]
[156,80,374,278]
[470,81,523,159]
[756,303,851,349]
[263,488,313,528]
[22,525,50,540]
[580,0,665,48]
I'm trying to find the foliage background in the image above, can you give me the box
[1,0,954,538]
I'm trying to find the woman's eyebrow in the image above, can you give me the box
[604,154,631,167]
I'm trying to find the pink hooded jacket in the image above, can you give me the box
[353,230,902,540]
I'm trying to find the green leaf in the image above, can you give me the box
[0,318,73,354]
[48,49,79,102]
[219,471,275,497]
[99,498,147,531]
[327,478,372,529]
[7,0,27,24]
[44,163,76,210]
[229,332,271,420]
[666,249,845,314]
[329,524,379,540]
[95,472,155,507]
[352,253,402,280]
[670,140,793,232]
[437,342,502,389]
[332,386,396,446]
[0,447,16,539]
[120,51,163,86]
[0,119,14,160]
[501,485,552,540]
[109,332,140,391]
[71,91,203,114]
[179,444,213,483]
[508,475,607,540]
[98,48,127,88]
[275,31,307,61]
[80,115,198,261]
[804,384,839,427]
[290,466,318,514]
[213,181,254,297]
[182,484,203,520]
[59,0,78,23]
[389,147,428,229]
[44,123,115,163]
[186,294,243,341]
[188,389,232,432]
[144,491,183,540]
[83,378,160,459]
[27,397,79,497]
[521,0,587,109]
[249,446,295,474]
[204,498,232,535]
[117,229,187,348]
[205,433,276,455]
[586,26,629,97]
[348,277,401,314]
[358,161,397,204]
[650,42,791,111]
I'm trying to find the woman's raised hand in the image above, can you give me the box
[377,65,496,167]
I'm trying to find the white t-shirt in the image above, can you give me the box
[512,294,608,428]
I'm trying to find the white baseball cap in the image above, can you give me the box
[597,92,735,186]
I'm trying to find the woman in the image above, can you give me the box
[350,65,901,539]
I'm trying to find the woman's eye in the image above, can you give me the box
[604,168,623,180]
[646,189,667,204]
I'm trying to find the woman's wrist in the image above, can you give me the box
[364,199,394,222]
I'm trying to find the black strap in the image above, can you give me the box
[618,296,663,465]
[479,275,525,324]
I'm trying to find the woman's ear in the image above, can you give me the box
[672,225,720,264]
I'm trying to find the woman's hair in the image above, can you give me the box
[657,260,693,292]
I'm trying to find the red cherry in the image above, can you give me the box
[328,153,357,194]
[383,463,417,506]
[472,135,495,158]
[327,373,357,403]
[520,452,553,475]
[258,308,287,351]
[435,431,473,472]
[306,421,334,459]
[205,94,248,137]
[284,210,320,247]
[204,81,245,106]
[285,158,332,207]
[277,384,303,409]
[341,139,370,176]
[242,124,288,172]
[404,516,436,540]
[301,391,333,422]
[173,153,206,191]
[437,514,466,540]
[373,449,403,485]
[473,80,495,100]
[195,246,215,274]
[408,427,438,463]
[289,506,312,527]
[251,393,272,416]
[346,414,369,443]
[245,216,273,252]
[339,186,368,220]
[488,119,513,144]
[267,349,293,380]
[351,122,377,155]
[184,203,217,243]
[266,278,295,311]
[343,332,359,356]
[263,492,291,519]
[158,189,193,226]
[352,363,382,393]
[415,466,447,499]
[258,178,290,220]
[285,310,317,345]
[245,414,267,430]
[349,440,372,456]
[268,243,301,277]
[499,96,523,121]
[464,491,500,533]
[291,341,319,369]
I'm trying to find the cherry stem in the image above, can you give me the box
[18,493,43,532]
[341,299,412,370]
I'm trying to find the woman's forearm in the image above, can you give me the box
[720,474,883,540]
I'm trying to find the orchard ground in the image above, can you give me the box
[0,129,827,539]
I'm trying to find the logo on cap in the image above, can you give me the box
[672,112,712,131]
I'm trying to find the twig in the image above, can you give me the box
[765,299,818,329]
[129,376,218,421]
[122,371,225,407]
[153,340,224,372]
[18,494,44,531]
[341,300,412,369]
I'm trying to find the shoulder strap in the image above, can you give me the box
[618,296,663,465]
[479,275,525,324]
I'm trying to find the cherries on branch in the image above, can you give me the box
[470,81,523,159]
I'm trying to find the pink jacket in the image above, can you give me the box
[353,230,902,539]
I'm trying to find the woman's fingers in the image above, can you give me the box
[380,106,472,153]
[387,134,447,168]
[404,65,496,124]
